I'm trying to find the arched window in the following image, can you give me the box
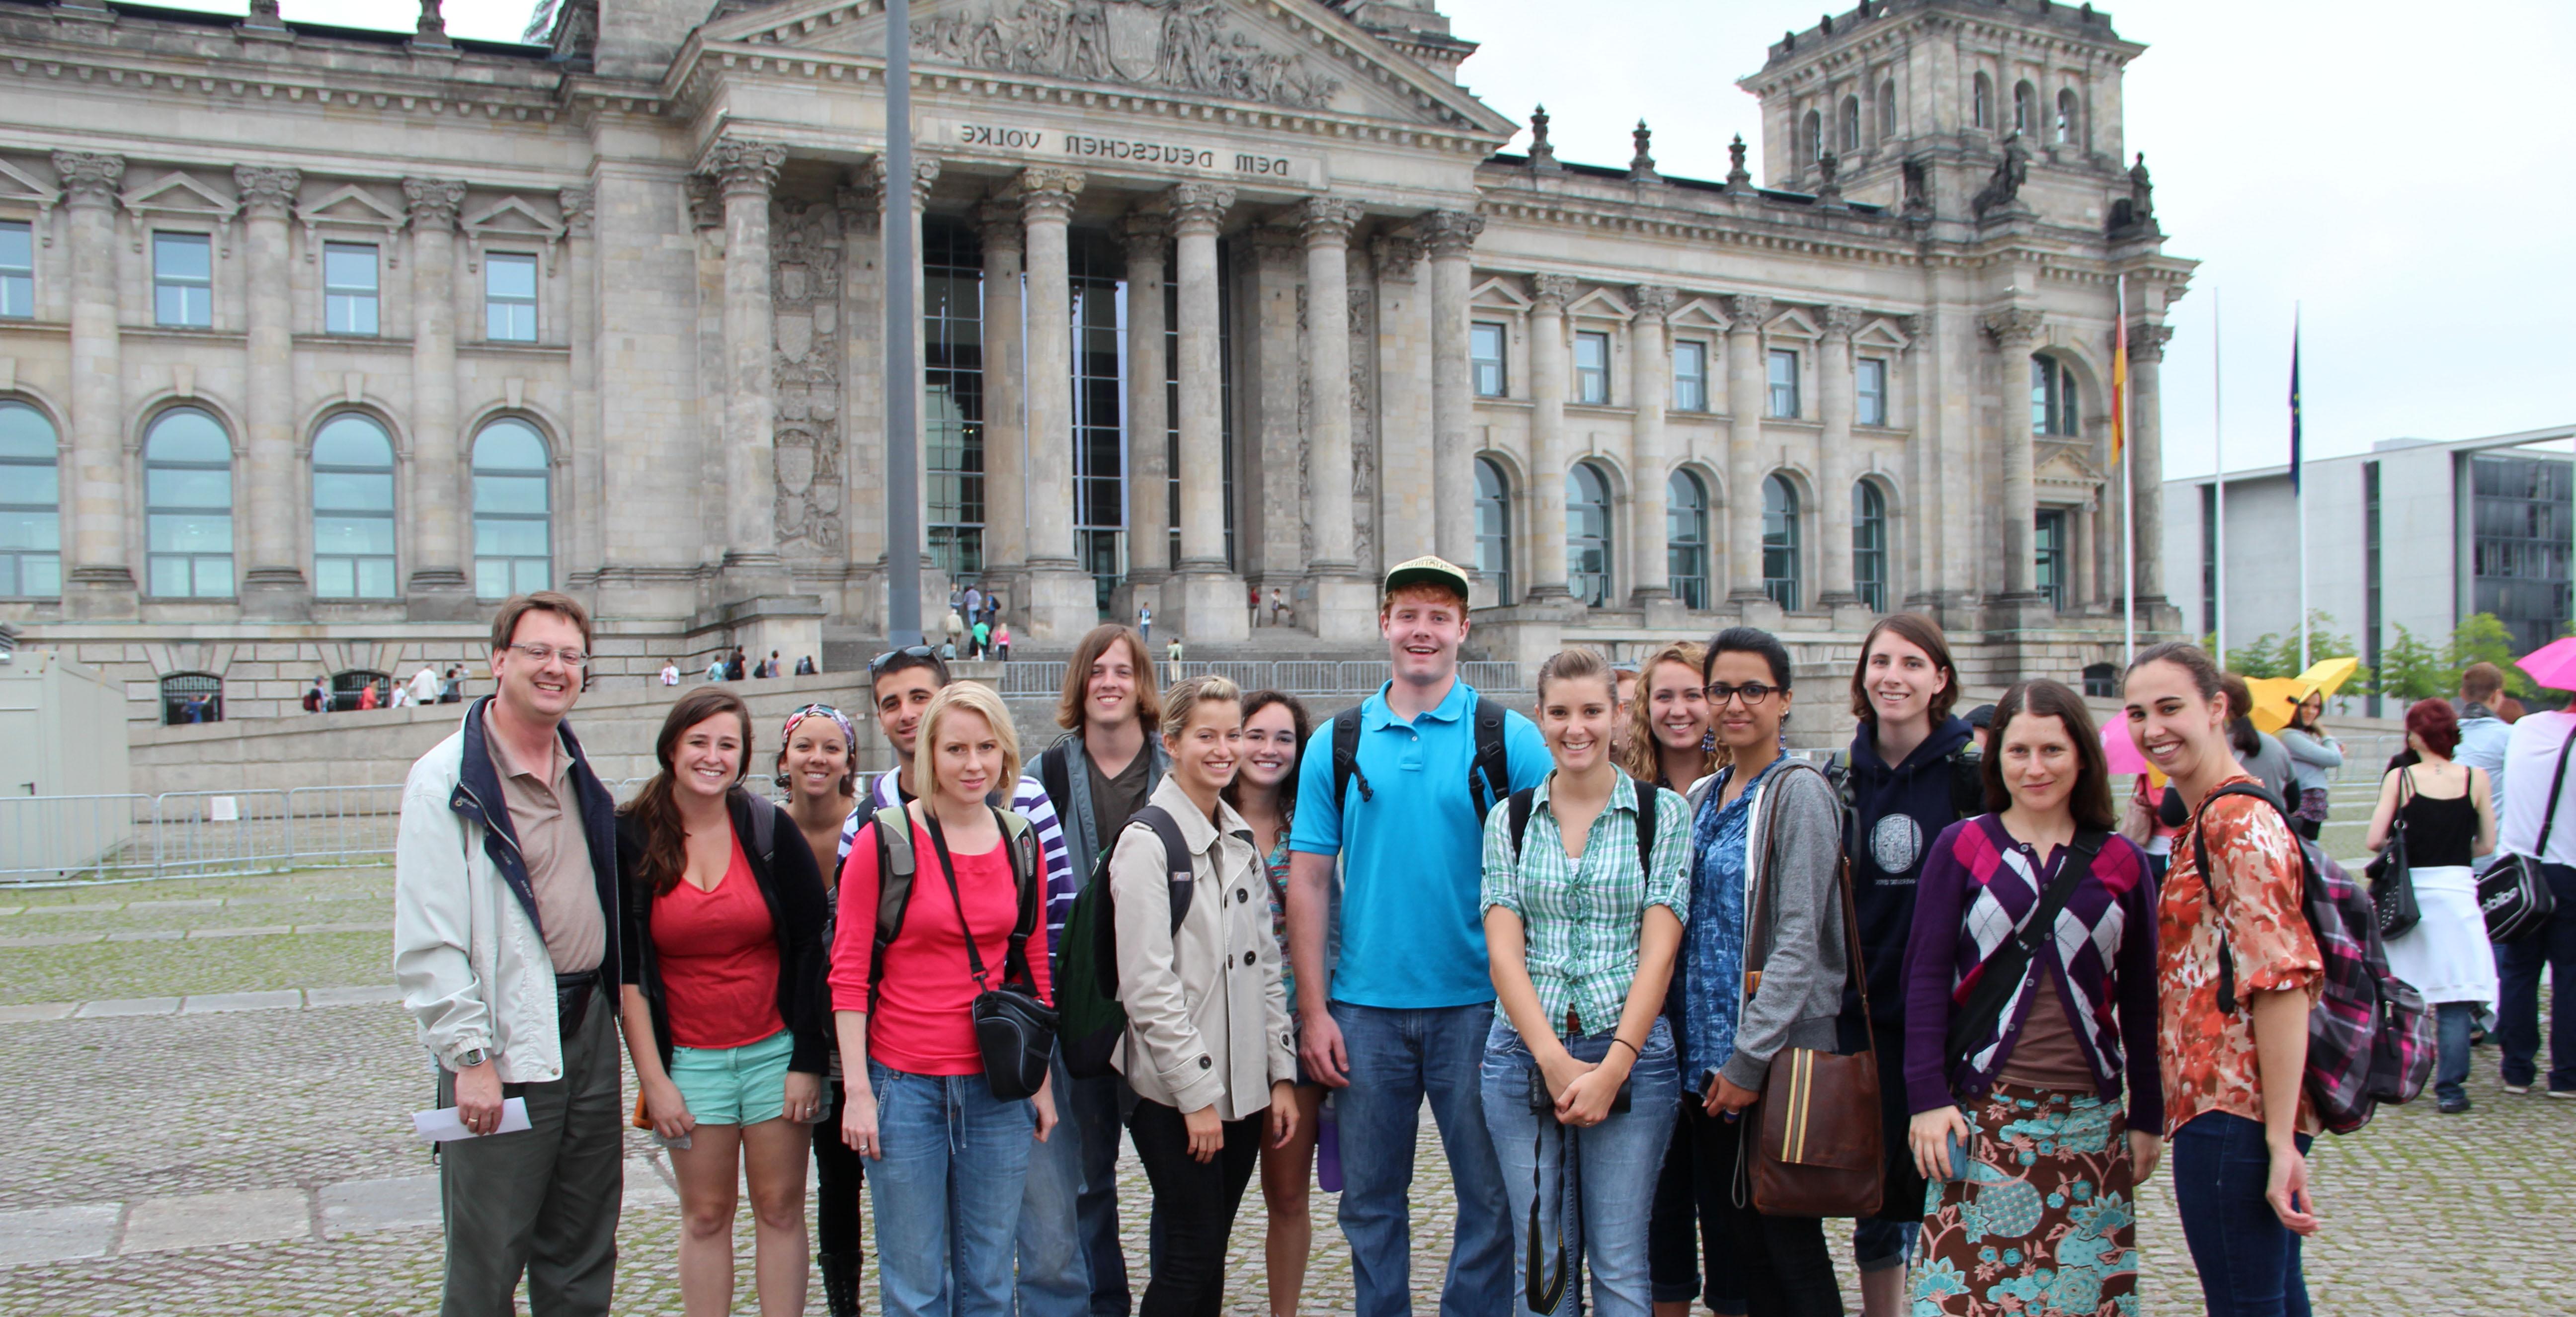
[159,671,222,726]
[1475,456,1514,606]
[472,418,551,599]
[312,413,396,600]
[2013,80,2036,136]
[331,667,391,712]
[2055,88,2078,144]
[1839,95,1861,152]
[1566,460,1613,608]
[0,400,60,598]
[1878,80,1897,141]
[1762,474,1801,611]
[2083,662,2117,699]
[144,408,234,598]
[2030,354,2080,436]
[1666,470,1709,610]
[1973,73,1993,129]
[1852,481,1888,613]
[1800,109,1823,163]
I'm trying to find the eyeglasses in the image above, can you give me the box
[1703,681,1780,707]
[502,642,588,669]
[869,645,938,673]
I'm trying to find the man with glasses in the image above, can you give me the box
[836,645,1088,1315]
[395,591,625,1316]
[1287,556,1549,1317]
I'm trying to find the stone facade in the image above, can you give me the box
[0,0,2189,723]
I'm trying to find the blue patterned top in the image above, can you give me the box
[1677,755,1786,1092]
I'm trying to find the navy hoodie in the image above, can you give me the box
[1840,713,1977,1023]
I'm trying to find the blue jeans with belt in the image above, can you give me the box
[2170,1112,2313,1317]
[1481,1017,1681,1317]
[864,1060,1035,1317]
[1332,1000,1514,1317]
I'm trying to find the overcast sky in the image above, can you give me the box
[186,0,2574,481]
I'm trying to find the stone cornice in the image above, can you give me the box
[0,27,567,128]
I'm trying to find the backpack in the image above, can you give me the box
[1057,805,1196,1080]
[2186,782,2435,1135]
[1504,784,1658,877]
[1822,741,1984,835]
[1328,693,1513,819]
[863,804,1042,1012]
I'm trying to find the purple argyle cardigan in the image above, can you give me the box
[1898,814,2163,1132]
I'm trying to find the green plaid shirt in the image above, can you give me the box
[1479,772,1692,1040]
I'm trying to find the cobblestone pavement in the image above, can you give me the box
[2,868,2568,1315]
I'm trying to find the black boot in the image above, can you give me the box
[819,1250,864,1317]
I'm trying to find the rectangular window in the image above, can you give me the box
[1672,340,1708,412]
[1767,348,1800,418]
[1471,322,1507,397]
[923,219,986,582]
[2470,454,2575,658]
[1856,357,1888,426]
[153,232,213,328]
[1573,330,1610,405]
[2034,509,2067,610]
[484,252,537,342]
[0,220,31,319]
[323,243,379,336]
[2201,482,2219,637]
[2362,462,2381,718]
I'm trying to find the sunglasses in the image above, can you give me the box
[869,645,938,673]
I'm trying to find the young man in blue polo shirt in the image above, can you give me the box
[1286,555,1549,1317]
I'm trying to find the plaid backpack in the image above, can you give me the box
[2189,782,2435,1134]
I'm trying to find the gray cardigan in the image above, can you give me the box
[1687,758,1851,1092]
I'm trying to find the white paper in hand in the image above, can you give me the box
[413,1097,533,1143]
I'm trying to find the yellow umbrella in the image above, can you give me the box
[2244,677,2308,734]
[2294,656,2360,701]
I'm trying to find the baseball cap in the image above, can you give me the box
[1382,554,1471,604]
[1964,703,1997,730]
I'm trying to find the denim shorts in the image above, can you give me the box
[669,1028,794,1126]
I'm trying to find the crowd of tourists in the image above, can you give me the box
[393,561,2576,1317]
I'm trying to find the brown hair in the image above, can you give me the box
[1056,625,1163,732]
[1534,646,1615,703]
[2217,672,2262,758]
[1981,678,2117,831]
[2460,661,2505,703]
[919,682,1023,801]
[1619,641,1726,786]
[1848,613,1959,725]
[488,590,593,655]
[1223,689,1314,820]
[2126,639,2221,702]
[618,687,753,897]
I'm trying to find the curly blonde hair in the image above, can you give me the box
[1617,641,1727,787]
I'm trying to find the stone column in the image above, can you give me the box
[2129,322,2172,610]
[836,176,886,597]
[1246,229,1304,597]
[1721,295,1772,605]
[1120,208,1171,589]
[1015,167,1095,641]
[1372,233,1432,567]
[1984,307,2045,600]
[560,186,601,581]
[55,152,131,616]
[1524,273,1574,604]
[975,198,1026,588]
[236,166,306,617]
[1167,183,1246,643]
[1627,284,1675,612]
[707,138,787,577]
[1817,304,1862,613]
[1298,198,1374,641]
[1419,211,1484,576]
[897,157,947,616]
[402,177,471,616]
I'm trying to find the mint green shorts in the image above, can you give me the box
[668,1028,794,1127]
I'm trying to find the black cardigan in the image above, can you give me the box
[616,791,832,1075]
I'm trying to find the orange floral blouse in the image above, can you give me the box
[2156,772,2324,1137]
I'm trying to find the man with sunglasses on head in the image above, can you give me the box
[395,591,625,1317]
[834,645,1087,1315]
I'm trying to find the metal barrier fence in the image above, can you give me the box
[988,658,1530,699]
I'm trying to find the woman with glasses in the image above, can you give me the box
[1674,627,1850,1317]
[777,704,869,1317]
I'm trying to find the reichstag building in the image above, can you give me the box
[0,0,2192,722]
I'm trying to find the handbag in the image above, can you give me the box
[1742,765,1882,1219]
[2484,722,2575,944]
[924,808,1060,1102]
[2364,769,2423,940]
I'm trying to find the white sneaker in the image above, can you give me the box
[2501,1083,2532,1094]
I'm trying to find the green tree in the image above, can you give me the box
[2376,624,2446,703]
[2444,612,2537,699]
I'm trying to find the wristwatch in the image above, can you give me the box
[454,1047,488,1070]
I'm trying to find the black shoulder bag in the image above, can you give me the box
[924,807,1060,1102]
[1944,830,2106,1071]
[2364,769,2422,939]
[2484,723,2575,944]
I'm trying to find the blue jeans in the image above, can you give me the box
[1332,999,1514,1317]
[1017,1052,1092,1317]
[2436,1002,2477,1104]
[865,1061,1035,1317]
[2170,1113,2312,1317]
[1482,1018,1679,1317]
[2498,861,2576,1091]
[1070,1070,1137,1316]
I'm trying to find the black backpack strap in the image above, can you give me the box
[1470,696,1512,819]
[1135,805,1196,934]
[1507,787,1537,861]
[1944,828,2104,1066]
[866,804,916,1012]
[1634,783,1658,877]
[1950,744,1987,819]
[2186,782,2292,1014]
[1331,705,1370,806]
[749,795,776,871]
[1039,739,1074,815]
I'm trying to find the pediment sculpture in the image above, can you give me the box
[913,0,1342,109]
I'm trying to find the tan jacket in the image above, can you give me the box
[1109,777,1296,1119]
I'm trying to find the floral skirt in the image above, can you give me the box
[1907,1082,2139,1317]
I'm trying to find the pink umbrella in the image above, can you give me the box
[2100,719,2150,776]
[2517,636,2576,692]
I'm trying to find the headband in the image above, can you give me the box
[781,703,857,751]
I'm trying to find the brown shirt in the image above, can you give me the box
[1997,973,2096,1092]
[483,709,605,974]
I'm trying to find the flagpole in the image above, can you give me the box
[2294,303,2308,670]
[2119,275,2134,663]
[2212,289,2226,660]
